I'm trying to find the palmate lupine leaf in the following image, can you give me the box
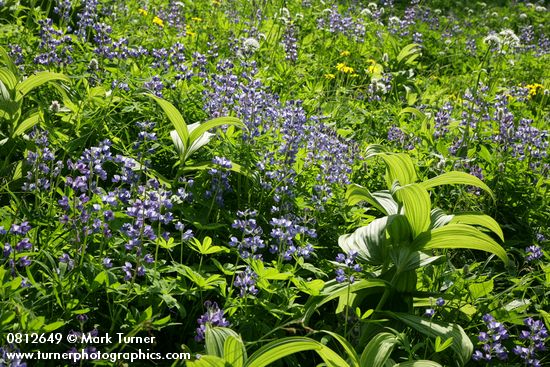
[412,224,508,265]
[244,337,350,367]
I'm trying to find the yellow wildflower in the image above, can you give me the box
[212,0,221,5]
[138,8,148,16]
[526,83,544,97]
[324,73,335,79]
[336,62,354,74]
[191,17,203,22]
[367,65,376,73]
[153,16,164,27]
[340,50,350,56]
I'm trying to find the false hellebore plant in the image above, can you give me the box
[301,145,509,366]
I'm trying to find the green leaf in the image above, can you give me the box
[186,355,229,367]
[420,172,494,199]
[468,279,494,299]
[412,224,508,265]
[224,335,246,367]
[0,67,17,92]
[394,184,431,239]
[206,326,241,358]
[245,337,350,367]
[189,116,244,142]
[319,330,360,367]
[434,336,454,352]
[302,279,387,323]
[386,312,473,366]
[377,153,417,188]
[42,321,65,332]
[16,72,70,101]
[13,111,42,137]
[339,217,388,265]
[450,213,504,241]
[147,94,189,153]
[346,185,398,215]
[393,361,443,367]
[359,332,399,367]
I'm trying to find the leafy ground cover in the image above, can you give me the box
[0,0,549,366]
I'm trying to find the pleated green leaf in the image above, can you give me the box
[413,224,508,265]
[205,326,242,358]
[13,111,42,137]
[420,172,494,199]
[394,184,432,239]
[450,213,504,241]
[319,330,360,367]
[186,355,230,367]
[245,337,350,367]
[189,116,244,142]
[359,332,399,367]
[16,72,70,101]
[302,279,387,323]
[224,335,246,367]
[346,185,398,215]
[379,153,417,188]
[147,93,189,153]
[339,217,389,265]
[386,312,472,366]
[393,360,443,367]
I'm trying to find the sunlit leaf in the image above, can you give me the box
[413,224,508,265]
[386,312,473,365]
[359,332,399,367]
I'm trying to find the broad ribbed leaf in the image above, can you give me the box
[186,122,215,159]
[450,213,504,241]
[0,46,17,73]
[393,361,443,367]
[147,94,189,153]
[430,208,453,229]
[224,335,246,367]
[413,224,508,265]
[387,312,472,366]
[245,337,350,367]
[394,184,431,239]
[13,111,42,137]
[205,326,241,358]
[16,72,70,101]
[379,153,417,187]
[186,355,229,367]
[302,279,387,323]
[420,172,494,199]
[339,217,388,265]
[386,215,412,246]
[189,116,244,142]
[346,185,398,215]
[359,332,399,367]
[0,68,17,91]
[319,330,359,367]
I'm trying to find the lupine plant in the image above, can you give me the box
[0,1,548,366]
